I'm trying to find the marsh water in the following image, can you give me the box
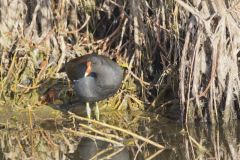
[0,105,239,160]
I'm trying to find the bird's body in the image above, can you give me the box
[63,54,123,119]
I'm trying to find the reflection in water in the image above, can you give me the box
[68,137,130,160]
[0,115,240,159]
[148,119,240,160]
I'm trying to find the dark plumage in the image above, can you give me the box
[65,54,123,101]
[63,54,123,119]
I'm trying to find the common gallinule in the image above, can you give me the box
[64,54,123,119]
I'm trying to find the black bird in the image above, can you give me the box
[64,54,123,119]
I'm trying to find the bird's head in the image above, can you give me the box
[84,57,101,77]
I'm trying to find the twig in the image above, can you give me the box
[146,149,165,160]
[68,112,165,149]
[64,127,124,146]
[79,123,124,141]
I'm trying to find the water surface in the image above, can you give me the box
[0,106,239,160]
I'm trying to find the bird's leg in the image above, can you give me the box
[95,102,99,120]
[86,102,91,119]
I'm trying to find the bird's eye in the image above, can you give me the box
[89,72,97,78]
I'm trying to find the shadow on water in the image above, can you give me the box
[0,105,240,159]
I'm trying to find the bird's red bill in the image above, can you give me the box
[85,61,92,77]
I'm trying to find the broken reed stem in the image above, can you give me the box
[79,123,124,141]
[146,149,165,160]
[100,147,125,160]
[68,112,165,149]
[64,127,124,146]
[90,147,115,160]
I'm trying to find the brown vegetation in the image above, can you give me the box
[0,0,239,124]
[177,0,240,124]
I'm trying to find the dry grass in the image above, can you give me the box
[2,1,240,159]
[177,0,240,123]
[0,0,239,124]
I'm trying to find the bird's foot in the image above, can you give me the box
[86,102,91,119]
[95,102,100,120]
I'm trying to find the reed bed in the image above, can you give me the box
[1,1,240,159]
[0,0,239,126]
